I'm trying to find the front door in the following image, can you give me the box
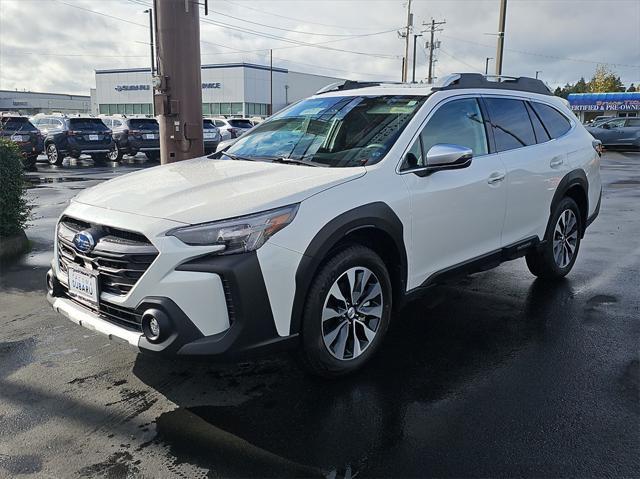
[399,96,507,289]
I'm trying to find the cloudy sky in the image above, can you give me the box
[1,0,639,95]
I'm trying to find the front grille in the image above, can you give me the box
[62,289,143,332]
[57,216,158,296]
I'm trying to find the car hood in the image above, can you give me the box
[73,157,366,224]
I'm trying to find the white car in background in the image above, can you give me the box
[210,117,254,140]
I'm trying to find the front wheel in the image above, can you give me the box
[107,145,123,162]
[299,245,392,378]
[526,197,582,279]
[46,143,63,166]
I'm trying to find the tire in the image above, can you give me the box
[146,152,160,162]
[107,144,123,162]
[526,197,582,279]
[46,143,63,166]
[299,245,393,378]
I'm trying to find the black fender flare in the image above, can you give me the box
[548,169,589,236]
[289,202,407,335]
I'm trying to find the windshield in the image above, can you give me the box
[1,117,38,132]
[69,118,110,131]
[226,95,426,167]
[130,119,158,131]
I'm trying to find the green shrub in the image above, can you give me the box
[0,139,31,237]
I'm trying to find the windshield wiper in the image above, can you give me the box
[222,151,255,162]
[268,157,325,167]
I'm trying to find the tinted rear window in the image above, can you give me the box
[203,120,217,130]
[228,119,253,129]
[485,98,536,151]
[530,102,571,139]
[1,117,38,132]
[130,119,159,130]
[69,118,110,131]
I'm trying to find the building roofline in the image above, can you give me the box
[96,62,289,75]
[0,90,89,99]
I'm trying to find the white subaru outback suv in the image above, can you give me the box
[47,74,602,377]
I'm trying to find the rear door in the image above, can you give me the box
[489,97,571,245]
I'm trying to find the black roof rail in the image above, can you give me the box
[433,73,552,96]
[315,80,403,95]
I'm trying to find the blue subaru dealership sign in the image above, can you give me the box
[568,92,640,112]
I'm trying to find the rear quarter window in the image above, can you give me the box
[530,102,571,139]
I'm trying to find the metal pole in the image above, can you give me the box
[145,8,156,115]
[485,57,492,75]
[428,20,435,84]
[495,0,507,76]
[412,34,418,83]
[270,49,273,116]
[535,70,542,79]
[154,0,204,164]
[403,0,412,82]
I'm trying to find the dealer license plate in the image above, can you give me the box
[145,134,157,140]
[68,264,99,305]
[204,133,216,139]
[89,134,99,141]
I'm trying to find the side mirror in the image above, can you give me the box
[426,144,473,168]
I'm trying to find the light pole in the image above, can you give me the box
[485,57,493,75]
[535,70,542,79]
[495,0,507,76]
[412,33,422,83]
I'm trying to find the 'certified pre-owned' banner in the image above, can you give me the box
[115,83,222,92]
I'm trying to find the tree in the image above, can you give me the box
[588,65,625,93]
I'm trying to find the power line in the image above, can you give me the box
[220,0,377,31]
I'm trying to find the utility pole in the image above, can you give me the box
[485,57,493,75]
[424,19,446,84]
[495,0,507,76]
[412,33,422,83]
[153,0,204,164]
[399,0,413,82]
[143,8,155,114]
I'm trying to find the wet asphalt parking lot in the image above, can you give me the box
[0,152,638,478]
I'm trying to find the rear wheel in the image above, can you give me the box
[46,143,63,166]
[526,197,582,279]
[299,245,392,378]
[107,144,123,162]
[146,152,160,162]
[91,153,109,164]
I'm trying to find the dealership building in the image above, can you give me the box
[0,90,91,115]
[567,92,640,122]
[92,62,343,117]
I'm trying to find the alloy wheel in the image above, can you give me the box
[321,266,383,361]
[553,209,578,268]
[47,144,58,164]
[107,145,119,161]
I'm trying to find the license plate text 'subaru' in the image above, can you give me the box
[68,265,98,304]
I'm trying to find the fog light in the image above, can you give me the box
[141,309,170,343]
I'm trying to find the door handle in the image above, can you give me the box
[487,171,506,185]
[550,156,564,168]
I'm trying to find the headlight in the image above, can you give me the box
[167,204,299,254]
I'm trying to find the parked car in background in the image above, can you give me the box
[47,74,601,377]
[31,115,114,165]
[585,115,615,127]
[586,117,640,150]
[103,116,160,162]
[210,117,253,139]
[0,113,42,168]
[203,119,222,154]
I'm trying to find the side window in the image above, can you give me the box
[626,118,640,127]
[419,98,488,160]
[529,102,571,139]
[484,98,536,151]
[525,102,550,143]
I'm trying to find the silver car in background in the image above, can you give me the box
[587,117,640,151]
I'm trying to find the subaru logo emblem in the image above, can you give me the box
[73,231,95,253]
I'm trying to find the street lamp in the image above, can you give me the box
[535,70,542,79]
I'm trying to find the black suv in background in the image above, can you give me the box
[31,115,114,165]
[0,113,43,168]
[103,116,161,162]
[203,119,222,154]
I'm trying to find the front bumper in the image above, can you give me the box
[46,204,299,358]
